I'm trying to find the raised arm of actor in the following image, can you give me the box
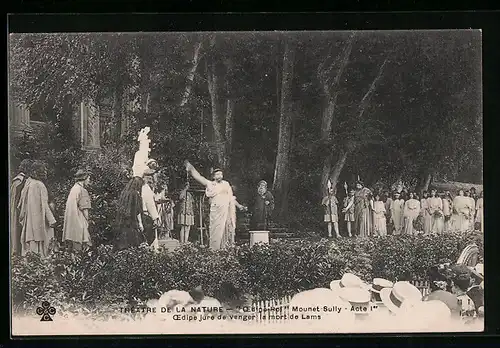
[185,161,210,187]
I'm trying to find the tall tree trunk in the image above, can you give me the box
[318,34,354,196]
[419,170,433,194]
[273,40,295,222]
[206,58,226,168]
[223,58,235,172]
[180,41,203,107]
[224,98,235,172]
[329,149,350,190]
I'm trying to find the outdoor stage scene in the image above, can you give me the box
[9,30,483,334]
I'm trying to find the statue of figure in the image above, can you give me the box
[132,127,152,178]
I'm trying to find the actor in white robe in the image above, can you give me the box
[421,192,432,234]
[452,190,471,232]
[403,193,421,235]
[186,162,233,250]
[390,192,404,235]
[475,192,483,233]
[442,192,453,233]
[372,194,387,236]
[428,189,444,234]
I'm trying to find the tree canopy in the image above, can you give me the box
[9,30,482,226]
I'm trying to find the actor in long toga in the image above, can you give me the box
[354,181,373,238]
[185,161,233,250]
[10,159,32,255]
[62,169,92,251]
[17,160,57,257]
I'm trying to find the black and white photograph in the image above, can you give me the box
[9,29,483,334]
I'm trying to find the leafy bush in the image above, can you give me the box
[11,230,483,313]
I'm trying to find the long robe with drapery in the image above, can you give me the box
[10,173,27,255]
[468,197,476,230]
[17,178,56,257]
[475,197,483,233]
[403,198,421,235]
[390,199,405,235]
[442,197,453,232]
[354,187,372,237]
[62,183,92,247]
[451,196,471,232]
[428,197,444,234]
[113,187,144,250]
[372,201,387,236]
[205,180,233,250]
[421,198,432,234]
[222,196,238,248]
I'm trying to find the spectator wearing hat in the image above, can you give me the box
[369,278,394,303]
[251,180,275,230]
[330,273,368,294]
[424,290,462,318]
[10,159,32,255]
[379,281,423,315]
[62,169,92,251]
[398,300,452,331]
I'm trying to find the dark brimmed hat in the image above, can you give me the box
[212,168,223,175]
[74,169,90,181]
[258,180,267,187]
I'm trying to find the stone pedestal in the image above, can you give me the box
[249,230,269,247]
[158,238,181,252]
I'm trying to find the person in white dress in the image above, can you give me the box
[452,190,471,232]
[442,191,453,233]
[372,193,387,236]
[390,192,404,235]
[428,189,444,234]
[421,191,432,234]
[403,192,421,235]
[475,191,483,233]
[465,190,476,231]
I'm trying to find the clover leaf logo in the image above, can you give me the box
[36,301,56,321]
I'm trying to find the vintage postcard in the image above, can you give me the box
[9,29,483,335]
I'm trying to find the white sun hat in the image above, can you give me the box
[379,281,423,314]
[398,300,452,331]
[370,278,394,293]
[330,273,367,293]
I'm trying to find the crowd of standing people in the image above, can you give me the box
[9,158,278,256]
[321,181,483,238]
[10,156,482,257]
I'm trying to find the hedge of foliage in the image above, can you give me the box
[11,230,483,313]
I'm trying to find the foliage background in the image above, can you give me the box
[9,31,482,233]
[12,231,483,313]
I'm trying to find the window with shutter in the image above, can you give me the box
[80,101,101,150]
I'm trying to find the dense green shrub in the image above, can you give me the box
[11,230,482,312]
